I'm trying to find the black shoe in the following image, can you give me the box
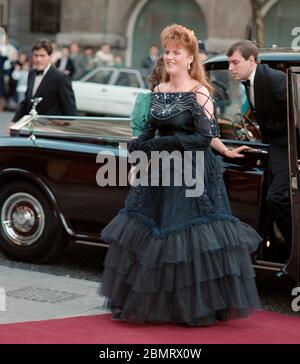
[215,311,228,322]
[112,308,122,320]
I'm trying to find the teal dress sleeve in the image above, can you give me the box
[130,92,152,137]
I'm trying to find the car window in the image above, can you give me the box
[86,70,113,84]
[208,69,261,142]
[296,74,300,167]
[115,72,140,88]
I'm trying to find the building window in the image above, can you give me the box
[31,0,60,34]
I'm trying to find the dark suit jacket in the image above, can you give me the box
[55,58,75,79]
[0,55,8,97]
[141,56,155,71]
[12,66,77,122]
[253,63,287,144]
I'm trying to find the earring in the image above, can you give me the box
[188,63,191,70]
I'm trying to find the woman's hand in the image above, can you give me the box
[223,145,252,158]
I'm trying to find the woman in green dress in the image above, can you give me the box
[130,56,165,137]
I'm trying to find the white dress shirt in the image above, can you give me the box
[248,66,257,107]
[32,63,51,96]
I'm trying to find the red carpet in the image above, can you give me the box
[0,311,299,344]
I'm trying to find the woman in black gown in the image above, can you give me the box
[99,24,261,326]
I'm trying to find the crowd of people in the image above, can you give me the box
[0,40,128,112]
[0,33,209,113]
[51,42,125,81]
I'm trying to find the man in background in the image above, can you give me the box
[141,45,159,74]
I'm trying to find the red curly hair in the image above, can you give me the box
[160,24,213,94]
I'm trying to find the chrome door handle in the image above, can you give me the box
[243,148,268,155]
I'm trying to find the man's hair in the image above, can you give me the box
[227,40,259,63]
[32,38,53,55]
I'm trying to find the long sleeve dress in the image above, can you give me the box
[99,90,261,326]
[130,92,152,137]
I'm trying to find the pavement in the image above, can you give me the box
[0,265,106,324]
[0,111,14,136]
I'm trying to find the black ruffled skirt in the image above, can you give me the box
[99,149,262,325]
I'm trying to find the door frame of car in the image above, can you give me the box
[286,67,300,285]
[110,67,146,89]
[80,66,116,84]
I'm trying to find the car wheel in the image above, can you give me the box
[0,182,68,263]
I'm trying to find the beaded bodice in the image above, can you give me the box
[148,92,220,137]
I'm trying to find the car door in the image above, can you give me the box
[105,69,149,116]
[286,67,300,284]
[72,67,115,114]
[47,145,128,238]
[31,117,131,239]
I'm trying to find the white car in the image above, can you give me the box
[72,66,150,116]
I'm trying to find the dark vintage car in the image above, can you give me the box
[0,49,299,284]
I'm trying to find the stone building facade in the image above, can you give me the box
[2,0,300,66]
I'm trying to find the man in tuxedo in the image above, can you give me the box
[12,38,77,122]
[227,40,291,275]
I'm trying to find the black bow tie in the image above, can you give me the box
[35,69,44,76]
[241,80,250,88]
